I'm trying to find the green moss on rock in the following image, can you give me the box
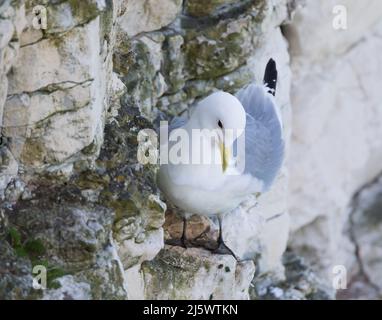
[184,0,240,17]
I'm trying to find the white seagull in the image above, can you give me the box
[157,59,284,256]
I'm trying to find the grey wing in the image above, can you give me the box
[235,84,284,192]
[169,115,188,133]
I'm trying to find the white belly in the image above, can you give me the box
[157,164,255,216]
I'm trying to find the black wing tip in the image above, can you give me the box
[263,58,277,96]
[267,58,276,68]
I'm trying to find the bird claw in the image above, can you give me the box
[165,238,239,261]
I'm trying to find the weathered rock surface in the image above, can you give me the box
[251,252,334,300]
[0,0,26,198]
[339,175,382,299]
[118,0,182,38]
[142,246,255,300]
[1,0,132,299]
[286,1,382,292]
[1,0,381,300]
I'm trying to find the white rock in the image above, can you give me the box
[0,74,7,121]
[142,246,255,300]
[117,228,164,269]
[288,4,382,282]
[0,40,20,75]
[4,81,92,127]
[42,275,92,300]
[0,147,18,198]
[0,19,14,49]
[8,18,101,95]
[118,0,182,37]
[3,17,113,168]
[223,204,264,261]
[125,264,145,300]
[290,24,382,230]
[289,0,382,66]
[0,1,26,130]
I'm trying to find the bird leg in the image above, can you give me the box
[180,217,188,248]
[213,216,238,261]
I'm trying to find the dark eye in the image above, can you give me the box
[218,120,223,129]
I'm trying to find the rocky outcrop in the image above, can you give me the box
[339,175,382,299]
[1,0,381,300]
[1,0,129,299]
[285,0,382,297]
[141,246,255,300]
[0,0,25,197]
[251,251,333,300]
[0,0,294,300]
[115,0,294,299]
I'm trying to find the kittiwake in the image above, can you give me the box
[157,59,284,256]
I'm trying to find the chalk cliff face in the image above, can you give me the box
[287,0,382,299]
[0,0,381,300]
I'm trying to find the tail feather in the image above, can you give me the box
[263,58,277,96]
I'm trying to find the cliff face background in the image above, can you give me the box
[0,0,381,300]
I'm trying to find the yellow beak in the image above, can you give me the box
[219,142,230,172]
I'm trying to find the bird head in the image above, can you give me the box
[190,91,246,172]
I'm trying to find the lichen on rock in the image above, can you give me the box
[142,246,255,300]
[1,0,381,301]
[0,0,297,300]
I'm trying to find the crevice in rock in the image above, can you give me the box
[20,16,102,49]
[35,100,92,127]
[345,173,382,298]
[266,212,285,222]
[180,0,263,30]
[20,37,46,48]
[7,79,94,98]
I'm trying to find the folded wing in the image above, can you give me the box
[235,83,284,192]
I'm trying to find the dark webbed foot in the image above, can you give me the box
[212,216,239,261]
